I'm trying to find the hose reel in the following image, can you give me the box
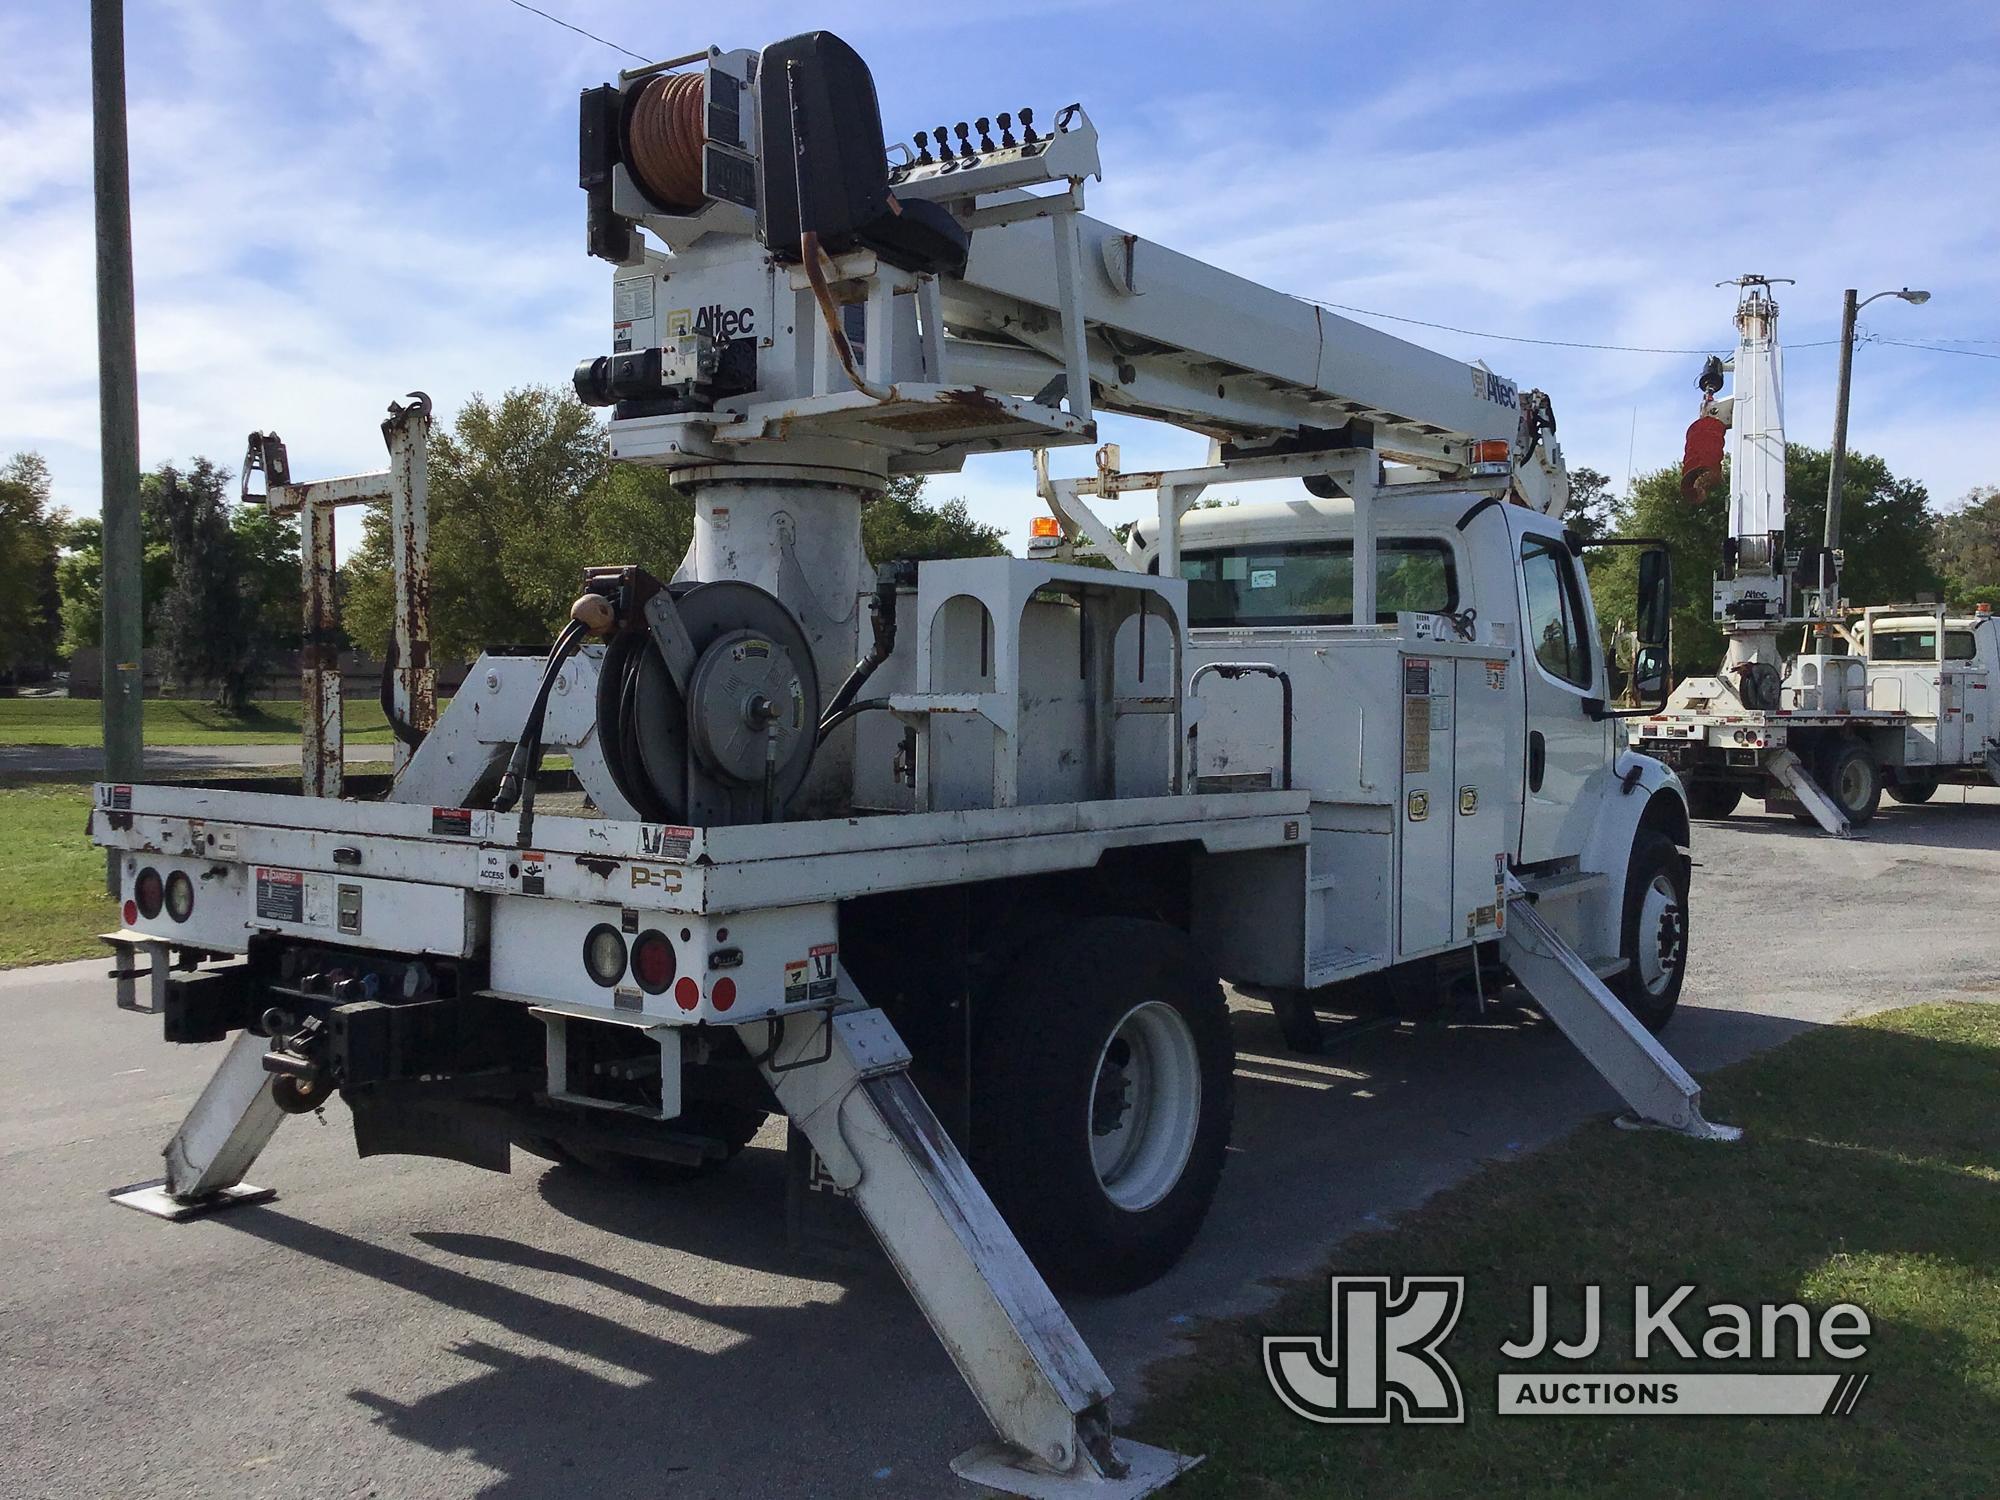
[593,571,822,826]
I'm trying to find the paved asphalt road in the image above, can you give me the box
[4,787,1997,1499]
[0,744,388,776]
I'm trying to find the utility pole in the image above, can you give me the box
[92,0,145,791]
[1821,290,1859,570]
[1821,284,1930,610]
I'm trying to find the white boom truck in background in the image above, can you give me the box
[91,33,1728,1497]
[1632,279,2000,829]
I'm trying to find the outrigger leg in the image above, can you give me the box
[1767,748,1852,836]
[753,996,1198,1498]
[110,1027,285,1220]
[1500,879,1741,1142]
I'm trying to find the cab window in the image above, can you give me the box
[1868,629,1977,662]
[1520,535,1592,689]
[1180,539,1456,628]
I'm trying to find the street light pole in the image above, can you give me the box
[1821,286,1930,585]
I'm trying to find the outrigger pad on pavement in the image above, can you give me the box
[108,1178,277,1221]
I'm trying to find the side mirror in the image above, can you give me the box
[1577,536,1673,719]
[1637,546,1671,648]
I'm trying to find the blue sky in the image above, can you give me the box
[3,1,1996,548]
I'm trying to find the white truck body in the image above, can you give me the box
[91,31,1728,1498]
[1636,605,2000,820]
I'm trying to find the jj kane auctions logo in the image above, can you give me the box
[1265,1277,1872,1422]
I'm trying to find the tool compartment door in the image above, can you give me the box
[1397,654,1454,956]
[1452,655,1512,943]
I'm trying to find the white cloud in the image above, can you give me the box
[3,0,1994,567]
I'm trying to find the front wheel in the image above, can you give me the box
[1887,776,1938,806]
[972,916,1234,1294]
[1611,831,1688,1033]
[1683,778,1741,821]
[1818,739,1883,827]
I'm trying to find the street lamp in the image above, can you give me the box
[1822,286,1930,604]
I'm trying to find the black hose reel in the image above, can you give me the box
[593,570,822,826]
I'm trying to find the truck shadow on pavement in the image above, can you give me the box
[1710,800,2000,853]
[208,997,1826,1498]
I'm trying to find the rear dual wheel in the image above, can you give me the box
[972,916,1234,1294]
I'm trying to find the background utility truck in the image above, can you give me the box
[92,31,1727,1497]
[1634,278,2000,830]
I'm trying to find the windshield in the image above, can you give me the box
[1180,539,1457,628]
[1868,629,1977,662]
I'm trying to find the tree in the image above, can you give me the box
[1932,486,2000,608]
[346,386,618,664]
[1594,444,1942,680]
[145,459,273,710]
[345,393,1007,668]
[862,474,1007,563]
[56,509,174,655]
[1563,466,1616,542]
[0,453,61,680]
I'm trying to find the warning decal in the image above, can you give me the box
[255,867,305,924]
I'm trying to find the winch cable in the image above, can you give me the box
[492,619,589,845]
[800,230,896,403]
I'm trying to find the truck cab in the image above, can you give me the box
[1159,484,1689,1028]
[1854,607,2000,778]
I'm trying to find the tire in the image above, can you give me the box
[1818,739,1883,827]
[1887,776,1938,806]
[972,916,1234,1295]
[1610,831,1688,1034]
[1682,778,1741,821]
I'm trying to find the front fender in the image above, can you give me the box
[1568,749,1689,959]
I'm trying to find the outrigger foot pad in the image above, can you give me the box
[109,1178,277,1221]
[952,1439,1201,1499]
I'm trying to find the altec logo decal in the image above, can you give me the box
[665,303,756,340]
[1265,1279,1873,1422]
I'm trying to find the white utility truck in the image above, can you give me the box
[1632,279,2000,829]
[92,32,1726,1497]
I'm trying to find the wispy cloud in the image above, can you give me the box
[2,0,1994,555]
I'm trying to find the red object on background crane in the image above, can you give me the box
[1682,413,1726,501]
[1680,353,1728,501]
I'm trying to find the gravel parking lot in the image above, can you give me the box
[3,788,1996,1499]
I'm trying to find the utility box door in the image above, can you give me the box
[1452,656,1513,943]
[1397,654,1455,957]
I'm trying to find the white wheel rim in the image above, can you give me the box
[1837,757,1870,810]
[1636,874,1683,996]
[1088,1001,1202,1213]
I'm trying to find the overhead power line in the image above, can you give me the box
[498,0,647,62]
[1871,338,2000,361]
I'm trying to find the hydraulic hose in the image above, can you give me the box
[492,620,589,846]
[818,566,902,741]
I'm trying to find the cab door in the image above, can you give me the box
[1508,510,1615,863]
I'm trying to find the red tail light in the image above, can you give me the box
[134,867,164,920]
[632,930,676,994]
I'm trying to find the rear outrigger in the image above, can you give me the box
[91,31,1732,1497]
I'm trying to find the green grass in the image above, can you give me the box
[1139,1002,2000,1500]
[0,780,118,965]
[0,697,394,746]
